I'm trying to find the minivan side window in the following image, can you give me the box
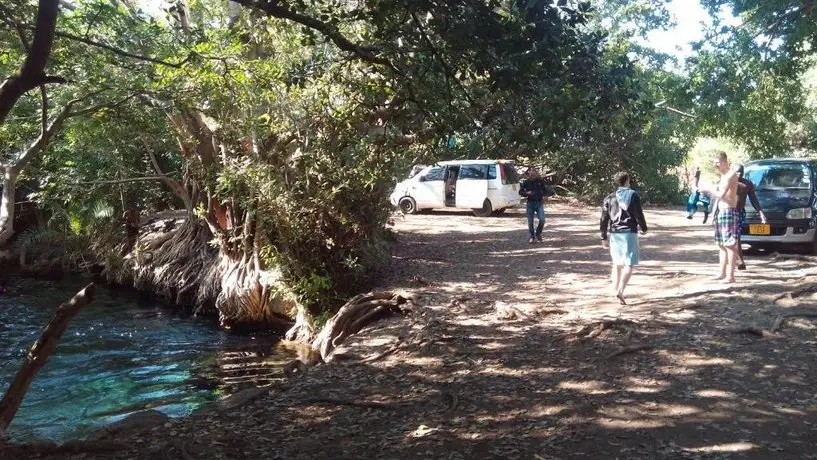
[459,164,489,180]
[423,167,445,181]
[487,165,498,180]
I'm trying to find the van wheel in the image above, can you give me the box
[398,197,417,214]
[472,199,493,217]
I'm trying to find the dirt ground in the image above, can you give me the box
[20,198,817,459]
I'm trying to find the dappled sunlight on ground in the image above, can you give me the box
[35,199,817,459]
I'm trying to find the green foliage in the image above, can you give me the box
[689,0,817,157]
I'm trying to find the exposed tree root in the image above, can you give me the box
[732,326,777,338]
[294,397,406,410]
[769,310,817,333]
[361,338,404,363]
[311,292,409,361]
[495,301,529,320]
[605,345,652,360]
[205,253,294,329]
[570,318,637,342]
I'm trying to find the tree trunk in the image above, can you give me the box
[0,0,60,125]
[0,169,19,248]
[0,283,95,437]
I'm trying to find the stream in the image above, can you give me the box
[0,278,286,443]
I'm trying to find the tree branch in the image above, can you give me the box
[0,0,60,125]
[0,3,31,52]
[229,0,392,69]
[53,30,190,69]
[67,176,168,186]
[39,85,48,134]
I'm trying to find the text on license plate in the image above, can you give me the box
[749,224,770,235]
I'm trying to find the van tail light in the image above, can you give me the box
[499,164,506,183]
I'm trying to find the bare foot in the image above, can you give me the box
[721,278,736,284]
[616,293,627,305]
[709,275,726,281]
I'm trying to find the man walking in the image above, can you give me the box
[519,167,551,244]
[600,171,648,305]
[699,151,740,283]
[733,163,767,270]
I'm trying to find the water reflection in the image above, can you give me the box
[0,278,289,442]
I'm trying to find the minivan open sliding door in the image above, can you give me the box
[455,164,489,208]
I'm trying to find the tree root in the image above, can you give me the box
[495,301,529,320]
[732,326,777,338]
[361,338,404,363]
[605,345,652,359]
[294,397,406,410]
[570,318,636,342]
[769,310,817,333]
[311,291,409,361]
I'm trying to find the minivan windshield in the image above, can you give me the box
[743,163,812,190]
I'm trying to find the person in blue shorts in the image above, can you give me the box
[600,171,648,305]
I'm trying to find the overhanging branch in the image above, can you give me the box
[229,0,392,69]
[67,176,168,186]
[53,30,191,68]
[0,0,60,125]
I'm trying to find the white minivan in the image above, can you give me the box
[389,160,521,217]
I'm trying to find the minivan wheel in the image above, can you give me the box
[472,199,493,217]
[398,197,417,214]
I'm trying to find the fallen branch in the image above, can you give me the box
[0,283,95,435]
[605,345,652,359]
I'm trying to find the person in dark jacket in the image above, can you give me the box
[733,163,767,270]
[519,167,552,243]
[600,171,648,305]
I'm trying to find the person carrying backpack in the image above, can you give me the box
[600,171,648,305]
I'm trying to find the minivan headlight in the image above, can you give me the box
[786,207,812,219]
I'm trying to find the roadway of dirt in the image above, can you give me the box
[19,198,817,459]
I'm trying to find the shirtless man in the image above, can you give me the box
[699,151,740,283]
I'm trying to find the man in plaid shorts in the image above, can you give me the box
[698,151,740,283]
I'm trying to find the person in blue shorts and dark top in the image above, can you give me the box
[600,171,648,305]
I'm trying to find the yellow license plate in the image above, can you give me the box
[749,224,770,235]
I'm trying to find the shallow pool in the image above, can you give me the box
[0,278,283,442]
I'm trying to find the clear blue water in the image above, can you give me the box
[0,278,283,442]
